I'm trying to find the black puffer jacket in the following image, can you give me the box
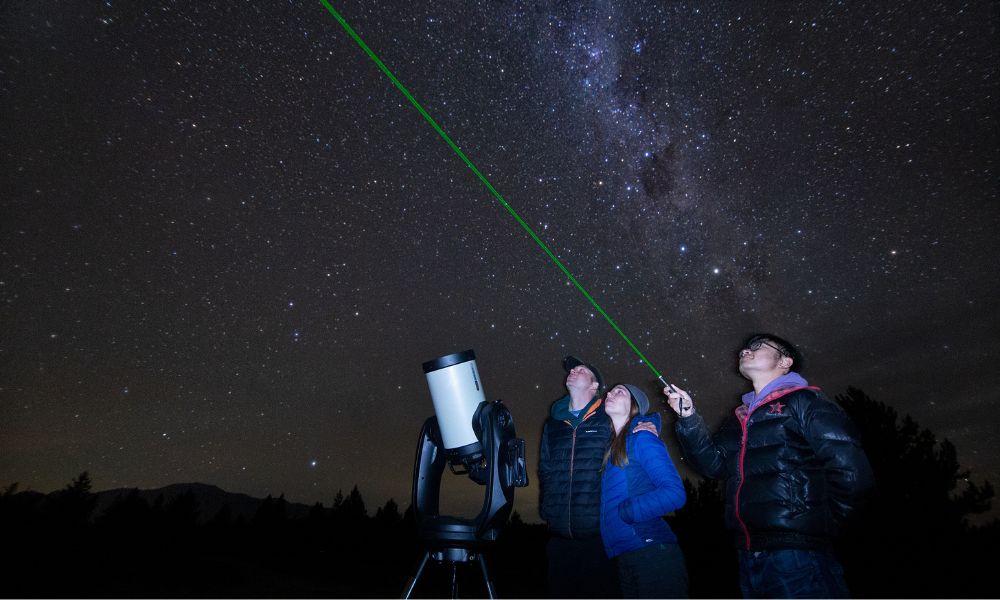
[675,386,874,551]
[538,395,613,539]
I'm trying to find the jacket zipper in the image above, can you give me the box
[733,385,817,550]
[563,401,601,540]
[567,427,577,539]
[735,414,752,550]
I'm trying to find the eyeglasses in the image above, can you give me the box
[739,340,787,358]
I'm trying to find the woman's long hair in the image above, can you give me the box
[604,393,640,468]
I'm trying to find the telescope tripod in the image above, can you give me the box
[401,546,497,599]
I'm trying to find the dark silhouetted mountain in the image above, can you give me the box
[92,482,313,523]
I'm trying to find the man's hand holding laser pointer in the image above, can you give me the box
[661,380,694,418]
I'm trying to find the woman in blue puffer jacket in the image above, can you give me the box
[601,383,688,598]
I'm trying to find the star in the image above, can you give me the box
[0,0,995,526]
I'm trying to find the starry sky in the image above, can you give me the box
[2,1,998,522]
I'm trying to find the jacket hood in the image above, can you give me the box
[742,371,809,410]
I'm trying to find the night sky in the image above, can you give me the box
[2,1,998,522]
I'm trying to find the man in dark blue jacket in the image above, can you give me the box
[664,333,874,599]
[538,355,619,598]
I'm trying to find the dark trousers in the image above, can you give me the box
[547,535,621,599]
[615,542,689,599]
[738,548,850,599]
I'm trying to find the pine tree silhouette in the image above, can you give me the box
[374,497,402,527]
[48,471,97,528]
[835,386,996,597]
[343,484,367,519]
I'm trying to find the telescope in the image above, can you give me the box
[401,349,528,599]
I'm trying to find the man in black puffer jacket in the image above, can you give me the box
[538,355,618,598]
[665,334,874,599]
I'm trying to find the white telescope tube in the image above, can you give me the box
[422,349,486,452]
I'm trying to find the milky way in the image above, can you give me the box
[2,1,997,521]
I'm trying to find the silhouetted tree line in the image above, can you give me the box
[1,388,996,597]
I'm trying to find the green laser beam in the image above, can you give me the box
[319,1,667,383]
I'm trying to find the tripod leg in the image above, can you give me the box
[401,552,430,599]
[479,554,497,599]
[451,563,459,599]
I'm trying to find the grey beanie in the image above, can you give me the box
[623,384,650,415]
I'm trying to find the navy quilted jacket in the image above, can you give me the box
[538,395,613,539]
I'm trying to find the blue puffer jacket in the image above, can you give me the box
[600,412,686,558]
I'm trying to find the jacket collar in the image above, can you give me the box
[551,393,603,427]
[735,384,820,421]
[742,371,808,411]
